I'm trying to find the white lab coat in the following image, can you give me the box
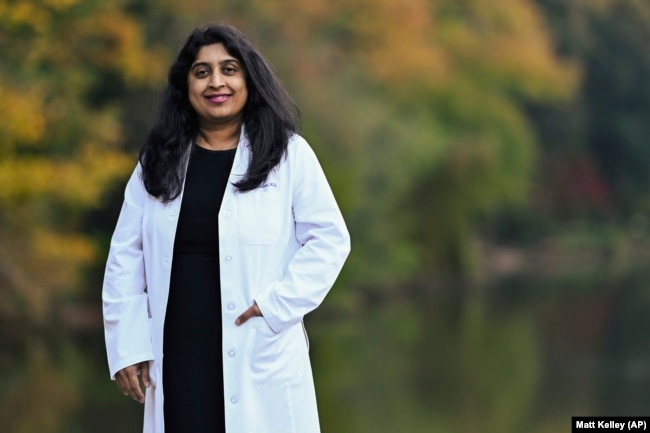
[103,131,350,433]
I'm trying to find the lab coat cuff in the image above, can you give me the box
[254,295,298,334]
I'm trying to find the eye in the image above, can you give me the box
[223,66,237,75]
[195,68,210,78]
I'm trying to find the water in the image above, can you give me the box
[311,267,650,433]
[2,267,650,432]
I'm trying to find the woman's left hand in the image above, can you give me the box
[235,301,262,325]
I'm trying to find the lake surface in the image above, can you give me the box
[310,266,650,433]
[2,266,649,432]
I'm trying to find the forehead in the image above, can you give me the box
[193,43,238,64]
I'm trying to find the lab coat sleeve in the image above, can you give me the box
[102,164,154,379]
[255,137,351,333]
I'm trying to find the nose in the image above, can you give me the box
[209,71,225,88]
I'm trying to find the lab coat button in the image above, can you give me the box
[230,396,238,404]
[223,210,232,218]
[228,349,236,357]
[225,255,233,262]
[227,303,235,310]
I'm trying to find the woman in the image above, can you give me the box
[102,23,350,433]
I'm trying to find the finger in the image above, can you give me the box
[117,368,132,392]
[140,361,151,388]
[118,365,143,402]
[115,372,128,395]
[235,304,258,326]
[234,307,251,325]
[126,368,145,403]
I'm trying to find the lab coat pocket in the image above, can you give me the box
[251,318,303,385]
[253,382,297,433]
[238,190,282,245]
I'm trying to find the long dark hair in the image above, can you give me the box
[139,23,299,202]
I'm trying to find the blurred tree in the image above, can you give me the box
[0,0,168,326]
[176,0,577,278]
[530,0,650,220]
[0,0,169,430]
[0,0,619,431]
[152,3,577,433]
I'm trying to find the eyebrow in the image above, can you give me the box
[190,59,241,70]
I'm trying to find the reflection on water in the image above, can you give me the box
[311,267,650,433]
[1,267,650,432]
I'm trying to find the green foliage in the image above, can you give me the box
[531,0,650,219]
[0,0,170,429]
[204,0,577,280]
[0,0,169,324]
[2,1,649,432]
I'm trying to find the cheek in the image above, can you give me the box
[239,84,249,104]
[236,77,248,95]
[187,84,202,108]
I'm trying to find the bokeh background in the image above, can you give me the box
[2,0,650,431]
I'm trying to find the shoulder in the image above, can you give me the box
[287,133,307,151]
[123,162,149,204]
[286,133,319,163]
[282,134,331,185]
[127,162,145,189]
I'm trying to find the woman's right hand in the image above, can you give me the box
[115,361,150,404]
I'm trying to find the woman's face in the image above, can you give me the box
[187,43,248,128]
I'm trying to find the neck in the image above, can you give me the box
[196,121,242,151]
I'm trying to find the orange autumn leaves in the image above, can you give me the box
[0,0,581,317]
[214,0,577,98]
[0,0,168,322]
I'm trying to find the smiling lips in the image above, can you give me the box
[206,94,231,103]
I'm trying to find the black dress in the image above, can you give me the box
[163,145,236,433]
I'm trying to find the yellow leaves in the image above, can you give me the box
[0,99,132,206]
[0,138,131,323]
[296,0,450,87]
[248,0,338,40]
[42,0,78,9]
[432,0,579,100]
[1,1,168,87]
[0,147,132,207]
[0,83,47,149]
[0,0,160,327]
[0,0,76,33]
[180,0,580,277]
[0,136,130,320]
[355,0,450,88]
[238,0,576,100]
[471,0,579,99]
[68,146,134,206]
[0,135,131,321]
[33,230,96,271]
[73,5,169,84]
[0,0,52,31]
